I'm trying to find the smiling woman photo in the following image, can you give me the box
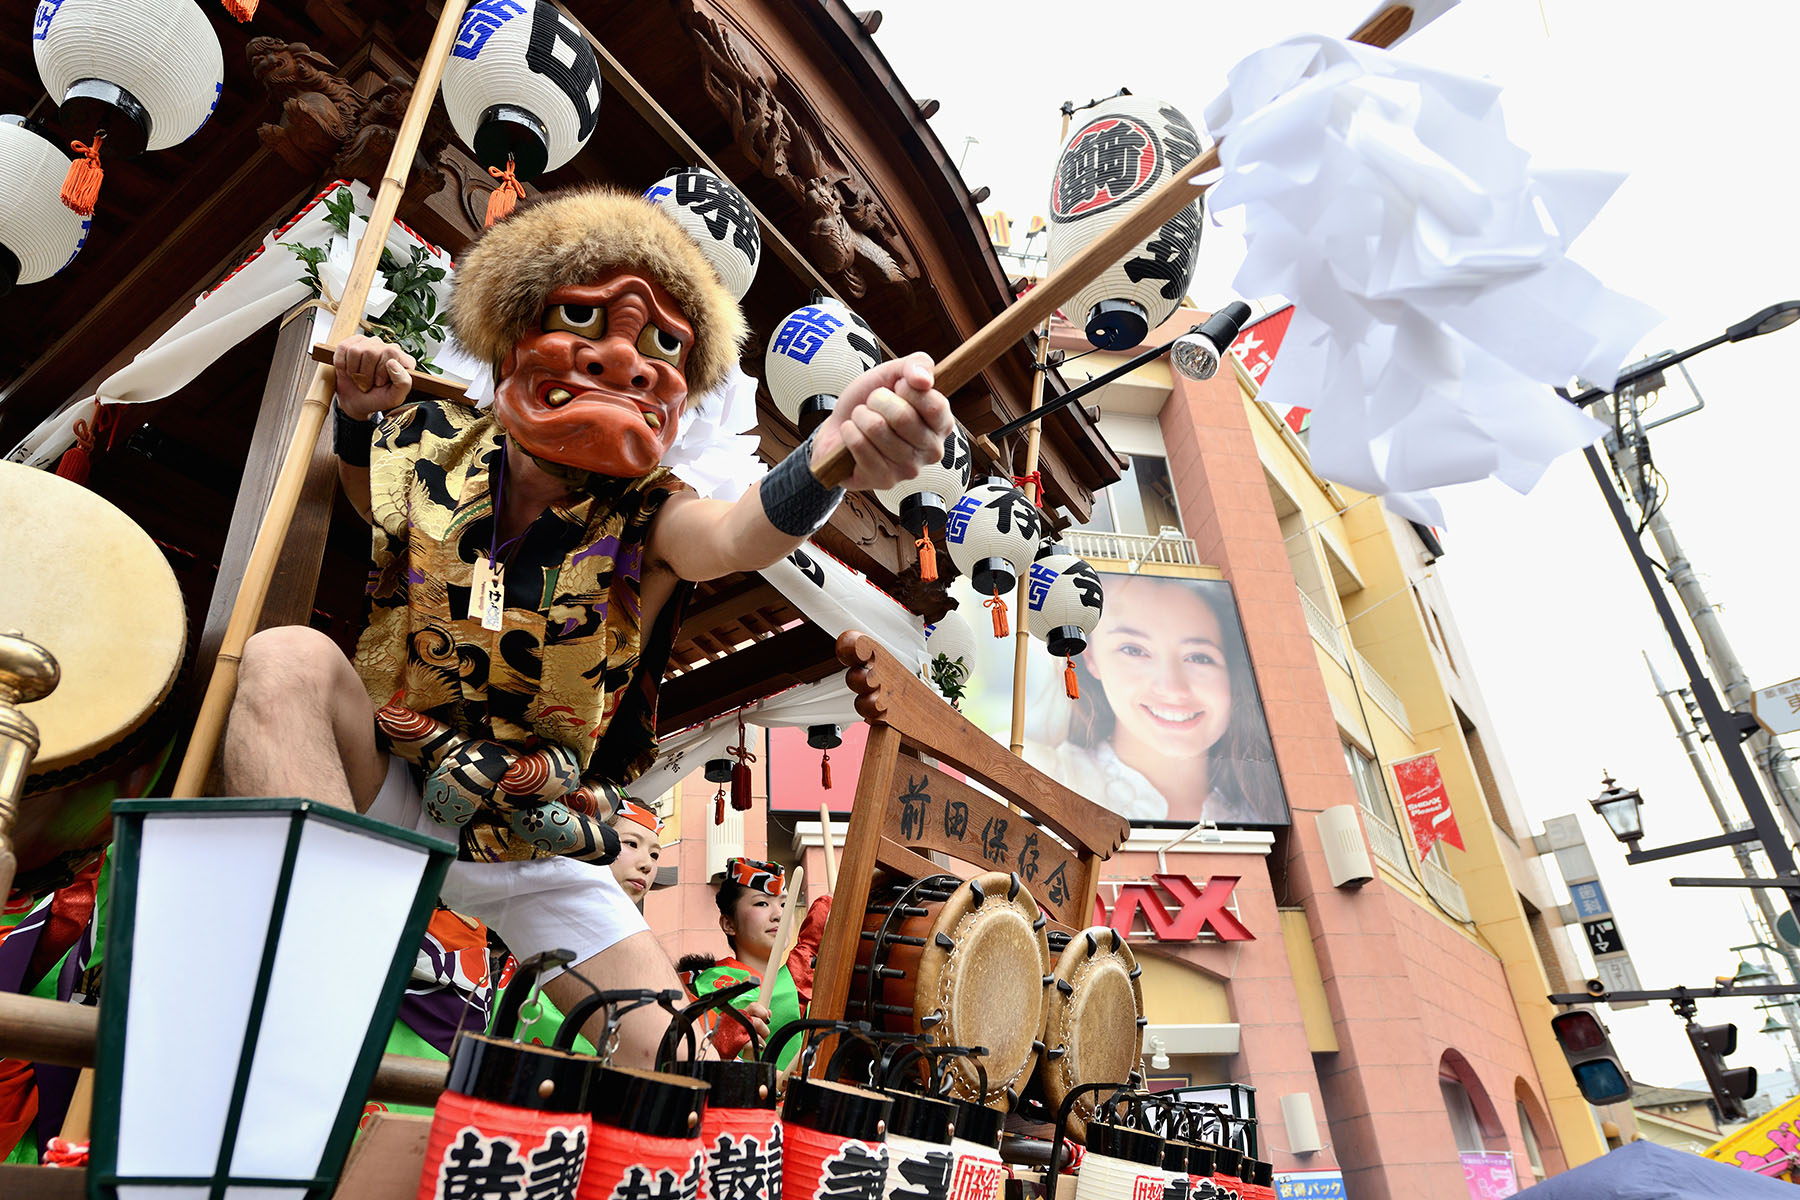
[1025,574,1287,826]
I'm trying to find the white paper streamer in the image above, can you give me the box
[1203,35,1660,520]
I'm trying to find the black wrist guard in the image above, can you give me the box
[761,433,845,536]
[333,405,376,468]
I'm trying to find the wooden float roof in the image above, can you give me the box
[0,0,1125,735]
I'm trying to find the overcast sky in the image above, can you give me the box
[873,0,1800,1090]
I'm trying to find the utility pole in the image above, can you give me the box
[1606,392,1800,845]
[1647,651,1800,1039]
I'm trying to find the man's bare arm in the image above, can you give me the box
[648,353,952,582]
[331,334,416,524]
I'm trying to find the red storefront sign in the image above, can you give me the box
[1093,874,1254,942]
[1393,753,1464,859]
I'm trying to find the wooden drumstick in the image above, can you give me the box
[758,865,805,1010]
[807,3,1425,491]
[819,800,838,893]
[171,0,471,797]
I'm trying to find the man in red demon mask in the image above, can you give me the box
[221,188,950,1063]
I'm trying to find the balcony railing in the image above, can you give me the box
[1297,589,1351,671]
[1355,650,1411,735]
[1064,527,1199,568]
[1361,808,1412,874]
[1421,856,1472,922]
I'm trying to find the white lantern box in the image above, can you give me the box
[765,294,881,434]
[33,0,224,160]
[1046,95,1205,351]
[1026,553,1105,657]
[90,797,453,1199]
[944,476,1042,597]
[443,0,603,179]
[645,167,762,302]
[0,116,89,294]
[874,422,972,538]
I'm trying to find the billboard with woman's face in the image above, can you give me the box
[949,570,1290,828]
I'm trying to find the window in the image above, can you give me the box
[1516,1101,1546,1180]
[1343,743,1393,827]
[1441,1078,1486,1155]
[1081,454,1182,537]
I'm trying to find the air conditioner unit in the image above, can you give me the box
[1317,805,1374,888]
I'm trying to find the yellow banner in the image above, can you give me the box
[1706,1091,1800,1181]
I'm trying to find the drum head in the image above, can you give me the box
[1038,927,1145,1140]
[0,462,185,776]
[912,871,1051,1105]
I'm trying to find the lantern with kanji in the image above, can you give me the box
[765,295,881,434]
[874,423,971,583]
[441,0,603,222]
[32,0,224,217]
[1026,552,1104,699]
[0,117,89,294]
[944,478,1042,638]
[645,167,761,301]
[1046,95,1204,350]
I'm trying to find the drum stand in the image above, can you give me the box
[0,630,59,902]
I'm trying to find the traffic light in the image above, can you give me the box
[1551,1010,1631,1104]
[1687,1021,1756,1121]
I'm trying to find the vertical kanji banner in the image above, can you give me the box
[1393,753,1464,859]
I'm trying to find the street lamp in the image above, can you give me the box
[1733,959,1777,986]
[1563,300,1800,924]
[1589,775,1645,846]
[1760,1014,1790,1035]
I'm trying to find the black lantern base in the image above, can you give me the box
[59,78,151,160]
[807,722,843,750]
[0,244,19,298]
[797,394,834,435]
[1035,540,1065,561]
[475,104,550,180]
[1085,298,1149,352]
[969,556,1017,597]
[1044,624,1087,658]
[445,1033,592,1113]
[897,492,947,539]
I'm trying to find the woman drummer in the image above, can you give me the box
[678,857,820,1069]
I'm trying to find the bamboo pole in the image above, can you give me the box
[1007,107,1074,761]
[809,3,1423,490]
[171,0,471,797]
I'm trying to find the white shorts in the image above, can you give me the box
[366,756,646,972]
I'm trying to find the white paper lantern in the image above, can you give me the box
[1026,553,1105,656]
[645,167,761,301]
[923,611,977,692]
[874,423,972,536]
[0,117,89,293]
[1046,95,1204,350]
[944,477,1042,636]
[33,0,223,157]
[765,295,881,433]
[442,0,602,179]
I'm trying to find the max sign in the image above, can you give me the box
[1093,874,1254,942]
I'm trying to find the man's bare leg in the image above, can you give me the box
[223,626,388,812]
[542,932,686,1069]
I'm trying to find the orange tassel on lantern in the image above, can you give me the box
[714,785,725,825]
[728,713,756,812]
[915,535,937,582]
[485,156,525,227]
[1064,656,1080,699]
[222,0,258,20]
[821,751,832,790]
[61,136,104,217]
[985,589,1009,638]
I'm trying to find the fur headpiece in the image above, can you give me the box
[451,186,747,403]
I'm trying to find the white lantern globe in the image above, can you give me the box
[1026,553,1105,657]
[874,422,972,538]
[765,294,881,433]
[1046,95,1204,351]
[0,117,89,293]
[924,611,977,692]
[33,0,224,159]
[944,477,1042,599]
[645,167,761,301]
[442,0,602,179]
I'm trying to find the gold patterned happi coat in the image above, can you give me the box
[354,399,690,861]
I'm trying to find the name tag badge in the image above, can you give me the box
[481,564,506,632]
[468,554,494,621]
